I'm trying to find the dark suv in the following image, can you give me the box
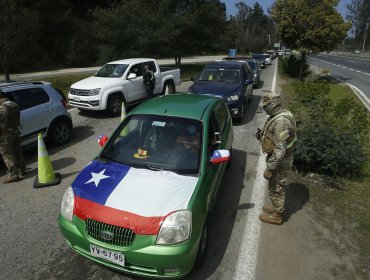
[188,60,254,121]
[0,81,73,147]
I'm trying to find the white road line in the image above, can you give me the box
[233,61,278,280]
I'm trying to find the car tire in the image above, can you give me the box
[48,120,71,145]
[161,81,176,95]
[237,102,245,122]
[107,94,123,116]
[195,221,208,269]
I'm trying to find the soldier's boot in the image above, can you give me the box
[2,176,20,184]
[259,211,283,225]
[262,205,274,214]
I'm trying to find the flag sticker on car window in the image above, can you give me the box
[152,121,166,127]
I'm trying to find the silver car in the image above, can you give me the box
[246,59,261,88]
[0,81,73,147]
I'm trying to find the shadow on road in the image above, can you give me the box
[233,95,262,127]
[284,182,310,222]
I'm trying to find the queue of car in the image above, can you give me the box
[1,52,275,279]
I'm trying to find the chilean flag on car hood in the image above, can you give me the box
[72,160,198,235]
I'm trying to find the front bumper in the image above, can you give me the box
[68,94,102,110]
[59,215,199,279]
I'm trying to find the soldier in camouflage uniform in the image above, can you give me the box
[0,90,26,184]
[256,92,297,225]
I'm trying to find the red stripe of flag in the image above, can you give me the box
[74,196,166,235]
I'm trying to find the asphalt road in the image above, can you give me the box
[309,54,370,110]
[0,63,276,279]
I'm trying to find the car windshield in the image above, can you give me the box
[94,64,128,78]
[100,114,203,175]
[252,54,264,60]
[199,67,240,83]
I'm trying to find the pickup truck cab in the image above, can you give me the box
[188,60,254,122]
[69,58,181,116]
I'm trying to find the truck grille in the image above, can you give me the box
[70,88,91,96]
[85,219,135,247]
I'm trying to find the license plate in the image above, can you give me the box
[90,245,125,267]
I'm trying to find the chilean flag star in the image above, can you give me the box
[85,169,109,187]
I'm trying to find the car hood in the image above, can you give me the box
[72,160,198,235]
[71,76,122,90]
[190,81,241,97]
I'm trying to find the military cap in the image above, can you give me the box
[263,91,281,106]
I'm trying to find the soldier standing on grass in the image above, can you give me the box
[256,92,297,225]
[0,90,26,184]
[143,64,155,98]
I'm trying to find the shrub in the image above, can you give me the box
[281,55,309,79]
[292,81,369,177]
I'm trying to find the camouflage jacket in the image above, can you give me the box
[0,100,21,137]
[261,108,296,171]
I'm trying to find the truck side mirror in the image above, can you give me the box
[127,73,137,80]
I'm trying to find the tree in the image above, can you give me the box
[347,0,370,51]
[272,0,351,79]
[0,0,39,81]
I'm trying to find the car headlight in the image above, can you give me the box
[227,94,240,101]
[90,88,101,95]
[61,186,74,221]
[156,210,192,245]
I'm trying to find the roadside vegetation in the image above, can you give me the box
[279,57,370,279]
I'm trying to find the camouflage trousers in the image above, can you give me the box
[0,134,26,179]
[267,151,294,214]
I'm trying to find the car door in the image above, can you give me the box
[125,63,146,102]
[204,110,226,210]
[243,64,254,100]
[7,87,51,145]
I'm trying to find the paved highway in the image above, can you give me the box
[309,54,370,110]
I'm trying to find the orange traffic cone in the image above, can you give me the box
[33,134,61,188]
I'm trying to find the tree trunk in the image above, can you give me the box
[299,51,306,80]
[174,55,182,67]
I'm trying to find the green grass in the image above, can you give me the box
[281,76,370,279]
[33,63,207,98]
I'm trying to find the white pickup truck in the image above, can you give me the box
[68,58,181,115]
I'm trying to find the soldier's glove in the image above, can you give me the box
[255,128,262,140]
[263,169,273,180]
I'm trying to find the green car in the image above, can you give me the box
[59,94,233,278]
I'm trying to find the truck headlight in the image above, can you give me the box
[90,88,101,95]
[61,186,74,221]
[156,210,192,245]
[227,94,240,101]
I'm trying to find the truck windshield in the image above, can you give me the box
[199,67,240,83]
[95,64,128,78]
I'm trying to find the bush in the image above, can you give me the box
[292,81,369,176]
[281,55,309,79]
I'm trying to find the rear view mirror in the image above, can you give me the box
[210,150,230,164]
[98,135,108,147]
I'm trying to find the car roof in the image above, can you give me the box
[0,81,51,91]
[207,60,246,68]
[130,93,219,120]
[107,58,155,65]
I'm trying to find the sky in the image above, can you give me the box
[223,0,352,18]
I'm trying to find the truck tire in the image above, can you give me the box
[161,81,176,95]
[106,94,123,116]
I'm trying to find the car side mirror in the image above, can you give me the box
[98,135,108,147]
[127,73,137,80]
[210,149,230,164]
[191,76,197,82]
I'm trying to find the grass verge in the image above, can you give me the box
[280,69,370,279]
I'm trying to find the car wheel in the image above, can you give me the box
[48,120,71,145]
[237,102,245,122]
[195,221,208,268]
[107,94,123,116]
[162,81,176,95]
